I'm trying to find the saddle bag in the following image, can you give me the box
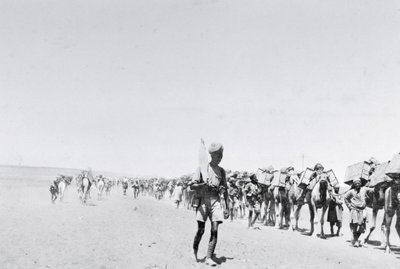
[191,194,201,209]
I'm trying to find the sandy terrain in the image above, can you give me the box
[1,173,399,269]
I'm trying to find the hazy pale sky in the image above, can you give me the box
[1,0,400,179]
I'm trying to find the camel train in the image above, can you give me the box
[48,153,400,254]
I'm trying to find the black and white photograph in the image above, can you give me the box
[1,0,400,268]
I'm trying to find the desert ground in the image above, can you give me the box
[0,169,399,269]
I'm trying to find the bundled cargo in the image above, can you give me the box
[369,162,391,187]
[344,161,371,186]
[299,168,314,185]
[385,154,400,179]
[325,169,339,187]
[290,173,300,185]
[272,170,287,187]
[256,169,276,186]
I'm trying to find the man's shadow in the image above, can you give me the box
[198,255,234,265]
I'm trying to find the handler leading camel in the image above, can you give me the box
[190,142,229,266]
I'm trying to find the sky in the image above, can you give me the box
[1,0,400,179]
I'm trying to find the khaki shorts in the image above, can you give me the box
[196,195,224,223]
[247,198,261,213]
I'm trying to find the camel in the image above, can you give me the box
[362,183,389,244]
[271,170,290,229]
[76,172,92,204]
[49,184,58,204]
[80,176,91,204]
[273,168,299,229]
[382,176,400,253]
[58,180,66,202]
[289,171,333,238]
[309,177,332,238]
[97,177,105,200]
[105,181,113,196]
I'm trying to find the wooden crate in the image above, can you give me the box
[256,170,276,185]
[344,161,371,186]
[299,168,314,185]
[325,169,339,187]
[272,171,287,187]
[369,162,390,187]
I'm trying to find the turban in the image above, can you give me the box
[353,178,361,185]
[208,143,224,153]
[314,163,324,171]
[286,166,294,173]
[249,173,257,181]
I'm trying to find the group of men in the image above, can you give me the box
[178,141,377,266]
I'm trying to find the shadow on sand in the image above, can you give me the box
[365,240,381,246]
[198,255,234,266]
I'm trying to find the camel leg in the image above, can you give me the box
[290,203,296,231]
[285,202,291,228]
[395,208,400,242]
[384,210,394,253]
[364,208,378,244]
[270,200,275,225]
[275,201,281,226]
[320,204,329,239]
[294,204,302,231]
[278,202,284,229]
[308,203,315,236]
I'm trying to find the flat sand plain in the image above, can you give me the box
[0,168,399,269]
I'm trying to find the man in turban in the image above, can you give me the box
[190,142,229,266]
[344,178,367,247]
[244,173,262,229]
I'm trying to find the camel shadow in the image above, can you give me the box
[365,240,381,246]
[388,246,400,259]
[295,228,308,233]
[324,234,340,239]
[300,229,313,236]
[373,246,400,258]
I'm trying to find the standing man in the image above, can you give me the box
[328,186,343,236]
[228,178,240,221]
[344,178,367,247]
[244,173,262,229]
[190,142,229,266]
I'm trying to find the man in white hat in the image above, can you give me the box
[190,142,229,266]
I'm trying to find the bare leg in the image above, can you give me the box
[205,222,219,266]
[193,221,205,262]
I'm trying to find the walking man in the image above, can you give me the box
[190,142,229,266]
